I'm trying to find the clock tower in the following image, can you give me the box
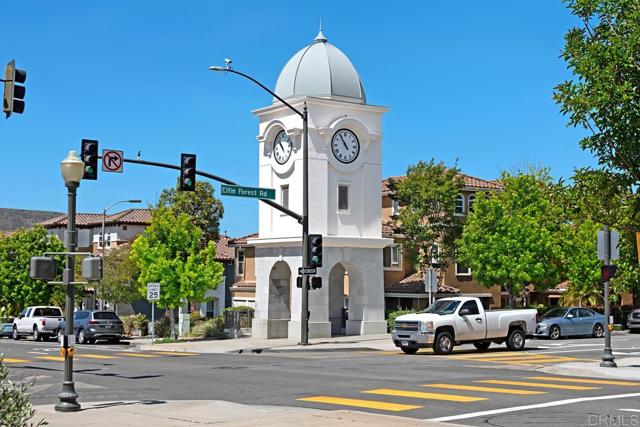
[249,28,391,340]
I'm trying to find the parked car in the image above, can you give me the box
[13,306,64,341]
[391,297,538,354]
[534,307,605,339]
[628,309,640,333]
[57,310,124,344]
[0,323,13,338]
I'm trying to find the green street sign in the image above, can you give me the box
[221,184,276,200]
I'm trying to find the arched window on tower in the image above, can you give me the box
[468,194,476,212]
[454,194,465,215]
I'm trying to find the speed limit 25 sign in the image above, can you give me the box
[147,283,160,301]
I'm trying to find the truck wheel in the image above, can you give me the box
[592,324,604,338]
[12,326,20,340]
[57,329,63,343]
[473,342,491,351]
[506,328,526,351]
[549,325,561,340]
[433,331,454,355]
[77,329,86,345]
[32,327,41,342]
[400,346,418,355]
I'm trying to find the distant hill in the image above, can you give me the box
[0,208,63,232]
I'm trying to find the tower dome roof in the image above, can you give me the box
[274,29,366,104]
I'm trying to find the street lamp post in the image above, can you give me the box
[209,64,311,345]
[99,199,142,310]
[600,224,617,368]
[56,150,84,412]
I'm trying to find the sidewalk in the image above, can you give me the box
[34,400,464,427]
[540,356,640,380]
[136,333,397,354]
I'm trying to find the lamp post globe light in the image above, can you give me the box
[56,150,83,412]
[209,63,312,345]
[99,199,142,310]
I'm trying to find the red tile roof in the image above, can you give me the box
[40,209,152,228]
[106,209,152,224]
[215,235,235,261]
[231,280,256,289]
[387,271,460,295]
[228,233,259,246]
[382,220,396,238]
[382,173,503,194]
[39,213,104,227]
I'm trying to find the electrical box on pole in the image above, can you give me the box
[3,60,26,118]
[180,153,196,191]
[81,139,99,180]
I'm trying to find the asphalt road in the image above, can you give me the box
[1,333,640,426]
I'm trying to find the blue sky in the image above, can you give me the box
[0,1,592,237]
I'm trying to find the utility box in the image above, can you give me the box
[30,257,57,280]
[82,256,102,281]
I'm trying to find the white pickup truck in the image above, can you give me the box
[12,306,64,342]
[392,297,538,354]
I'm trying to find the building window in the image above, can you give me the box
[123,225,128,231]
[391,199,400,216]
[455,194,465,215]
[455,263,471,276]
[237,249,245,276]
[281,185,289,209]
[338,185,349,211]
[468,194,476,212]
[383,244,402,269]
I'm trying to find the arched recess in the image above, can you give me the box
[267,261,291,338]
[328,261,363,335]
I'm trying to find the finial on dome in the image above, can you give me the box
[315,19,327,43]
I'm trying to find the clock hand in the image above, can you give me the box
[339,135,349,150]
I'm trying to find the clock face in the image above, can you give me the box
[273,130,293,165]
[332,129,360,164]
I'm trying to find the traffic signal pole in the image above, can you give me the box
[301,104,310,345]
[600,224,617,368]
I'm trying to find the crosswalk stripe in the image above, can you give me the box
[422,384,546,395]
[476,354,561,361]
[526,376,640,387]
[450,352,528,359]
[2,358,29,363]
[363,388,487,402]
[116,352,160,358]
[150,351,198,356]
[37,356,65,362]
[477,380,599,391]
[298,396,422,411]
[493,357,589,365]
[77,354,119,359]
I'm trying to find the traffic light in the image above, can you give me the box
[3,60,27,118]
[296,276,303,288]
[81,139,99,180]
[308,234,322,268]
[601,265,618,283]
[180,153,196,191]
[310,276,322,290]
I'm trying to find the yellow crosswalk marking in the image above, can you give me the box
[363,388,487,402]
[494,357,590,365]
[116,352,160,358]
[77,354,119,359]
[526,376,640,387]
[298,396,422,412]
[150,351,198,356]
[477,354,560,361]
[37,356,65,362]
[477,380,599,391]
[2,358,29,363]
[450,352,527,359]
[422,383,546,395]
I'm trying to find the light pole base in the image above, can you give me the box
[600,354,618,368]
[55,381,81,412]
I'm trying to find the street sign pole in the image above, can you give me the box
[600,225,617,368]
[151,301,155,342]
[147,283,160,343]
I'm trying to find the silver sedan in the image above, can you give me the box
[534,307,605,339]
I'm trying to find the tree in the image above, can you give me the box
[390,160,464,274]
[96,245,141,312]
[456,169,568,307]
[0,226,65,315]
[156,181,224,246]
[130,208,224,339]
[554,0,640,192]
[0,356,47,426]
[562,220,603,307]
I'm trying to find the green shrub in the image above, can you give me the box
[154,316,172,338]
[190,311,203,323]
[189,317,227,339]
[224,306,254,312]
[0,355,47,426]
[386,310,415,332]
[122,315,135,336]
[133,313,149,336]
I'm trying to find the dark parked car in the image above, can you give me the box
[628,309,640,333]
[534,307,605,339]
[0,323,13,338]
[57,310,123,344]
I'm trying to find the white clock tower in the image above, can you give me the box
[250,28,391,340]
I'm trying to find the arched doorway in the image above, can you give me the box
[328,263,349,335]
[267,261,291,338]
